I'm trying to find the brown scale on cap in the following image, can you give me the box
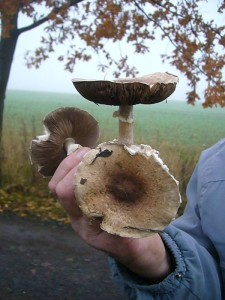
[30,107,99,177]
[106,172,145,204]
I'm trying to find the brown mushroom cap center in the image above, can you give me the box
[106,172,145,204]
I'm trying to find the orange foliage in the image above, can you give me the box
[1,0,225,107]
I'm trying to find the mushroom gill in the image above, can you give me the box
[30,107,99,177]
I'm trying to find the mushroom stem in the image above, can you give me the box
[64,138,80,155]
[117,105,134,145]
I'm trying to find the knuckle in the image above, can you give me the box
[48,180,56,194]
[55,181,64,199]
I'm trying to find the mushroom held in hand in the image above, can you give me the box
[74,142,181,238]
[72,72,181,237]
[30,107,99,177]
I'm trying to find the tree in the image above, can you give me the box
[1,0,225,144]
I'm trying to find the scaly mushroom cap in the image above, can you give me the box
[72,72,178,106]
[30,107,99,177]
[74,141,181,238]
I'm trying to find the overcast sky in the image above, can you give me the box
[7,1,223,101]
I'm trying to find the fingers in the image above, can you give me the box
[49,147,90,194]
[47,146,117,252]
[48,147,90,219]
[55,166,83,220]
[71,215,103,241]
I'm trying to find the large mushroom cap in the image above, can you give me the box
[30,107,99,177]
[72,72,178,106]
[74,141,181,238]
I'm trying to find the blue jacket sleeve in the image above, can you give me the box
[109,139,225,299]
[109,226,222,299]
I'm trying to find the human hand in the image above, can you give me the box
[48,147,174,283]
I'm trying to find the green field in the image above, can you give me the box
[1,89,225,220]
[4,89,225,149]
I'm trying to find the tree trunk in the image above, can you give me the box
[0,13,19,185]
[0,35,19,130]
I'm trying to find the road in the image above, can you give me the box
[0,214,128,300]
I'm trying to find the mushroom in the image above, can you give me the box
[72,72,181,238]
[74,142,180,238]
[72,72,178,145]
[30,107,99,177]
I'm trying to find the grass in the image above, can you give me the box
[4,89,225,147]
[1,89,225,222]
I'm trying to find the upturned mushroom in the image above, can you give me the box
[30,107,99,177]
[72,72,178,144]
[72,72,181,238]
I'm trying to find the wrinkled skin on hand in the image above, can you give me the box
[48,147,173,283]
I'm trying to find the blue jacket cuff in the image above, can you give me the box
[108,229,187,296]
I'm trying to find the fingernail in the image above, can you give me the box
[76,147,90,160]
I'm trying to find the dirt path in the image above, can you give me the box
[0,214,127,300]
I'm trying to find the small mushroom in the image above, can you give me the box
[30,107,99,177]
[72,72,181,237]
